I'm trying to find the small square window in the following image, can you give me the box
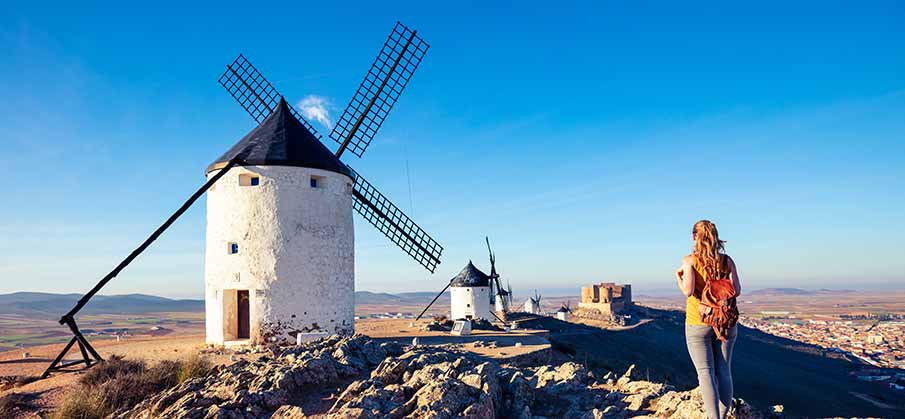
[228,242,239,254]
[239,174,260,186]
[310,175,325,189]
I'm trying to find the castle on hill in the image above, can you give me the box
[579,282,632,315]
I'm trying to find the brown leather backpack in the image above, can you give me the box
[698,258,739,341]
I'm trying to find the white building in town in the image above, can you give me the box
[204,100,355,345]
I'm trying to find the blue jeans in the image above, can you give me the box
[685,324,738,419]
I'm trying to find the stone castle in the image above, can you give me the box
[579,282,632,315]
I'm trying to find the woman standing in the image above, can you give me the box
[675,220,742,419]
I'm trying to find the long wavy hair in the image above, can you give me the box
[692,220,728,282]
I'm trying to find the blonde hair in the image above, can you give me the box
[692,220,727,282]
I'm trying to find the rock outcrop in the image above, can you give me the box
[119,335,776,418]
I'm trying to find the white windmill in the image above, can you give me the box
[485,237,510,315]
[40,22,442,376]
[524,290,542,315]
[415,237,510,324]
[448,261,493,321]
[206,22,442,345]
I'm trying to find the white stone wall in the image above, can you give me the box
[204,165,354,345]
[450,286,492,320]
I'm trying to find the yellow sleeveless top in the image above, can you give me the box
[685,256,726,325]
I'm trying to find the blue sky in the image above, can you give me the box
[1,2,903,298]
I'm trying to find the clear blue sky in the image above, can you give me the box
[1,2,903,298]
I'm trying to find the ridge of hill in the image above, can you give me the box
[746,287,856,296]
[0,292,204,318]
[0,291,445,318]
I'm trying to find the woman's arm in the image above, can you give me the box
[675,255,696,297]
[728,255,741,296]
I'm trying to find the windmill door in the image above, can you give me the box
[237,290,250,339]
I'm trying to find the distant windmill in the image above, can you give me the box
[556,300,572,321]
[415,238,507,323]
[43,22,442,377]
[485,237,510,316]
[524,290,542,315]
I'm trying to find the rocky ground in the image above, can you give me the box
[120,335,776,418]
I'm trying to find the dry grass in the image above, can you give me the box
[177,353,212,384]
[79,355,145,387]
[53,388,107,419]
[52,353,212,418]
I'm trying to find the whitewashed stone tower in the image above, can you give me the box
[449,261,493,321]
[204,100,354,345]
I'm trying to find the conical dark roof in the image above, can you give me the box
[450,261,490,287]
[207,98,352,177]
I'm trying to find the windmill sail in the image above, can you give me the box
[330,22,429,158]
[218,53,442,273]
[348,167,442,273]
[219,54,322,137]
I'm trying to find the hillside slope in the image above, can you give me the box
[516,306,904,417]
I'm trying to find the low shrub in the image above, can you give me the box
[53,387,107,419]
[54,353,212,418]
[177,353,212,384]
[80,355,145,387]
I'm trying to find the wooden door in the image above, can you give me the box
[237,290,250,339]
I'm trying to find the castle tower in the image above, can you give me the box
[449,261,493,321]
[204,100,354,345]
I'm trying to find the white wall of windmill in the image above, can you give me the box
[204,165,355,345]
[450,286,492,321]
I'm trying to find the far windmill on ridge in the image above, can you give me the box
[205,21,442,345]
[524,290,543,315]
[415,237,512,324]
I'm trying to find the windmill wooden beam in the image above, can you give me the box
[41,156,245,378]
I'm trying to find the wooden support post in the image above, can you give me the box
[40,156,246,379]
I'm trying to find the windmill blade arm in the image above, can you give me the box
[61,156,245,321]
[348,166,442,273]
[330,22,429,158]
[415,281,452,321]
[218,54,322,137]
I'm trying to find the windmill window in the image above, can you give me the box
[239,174,260,187]
[228,242,239,254]
[310,176,325,189]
